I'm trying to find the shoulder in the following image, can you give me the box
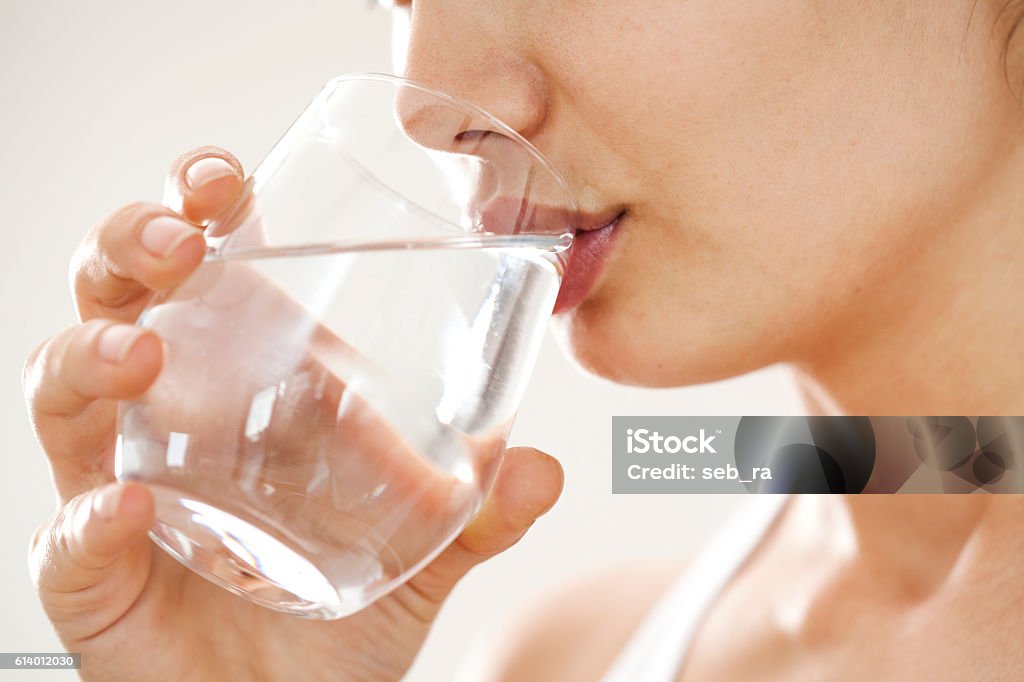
[462,558,691,682]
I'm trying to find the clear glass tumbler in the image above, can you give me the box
[115,73,578,619]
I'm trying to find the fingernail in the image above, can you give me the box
[185,157,236,191]
[97,324,144,363]
[141,215,197,257]
[93,485,126,521]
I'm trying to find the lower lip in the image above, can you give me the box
[552,214,623,315]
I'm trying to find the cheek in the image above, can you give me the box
[551,233,797,387]
[545,2,1015,384]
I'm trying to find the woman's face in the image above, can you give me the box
[388,1,1022,387]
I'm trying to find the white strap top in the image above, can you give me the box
[600,495,791,682]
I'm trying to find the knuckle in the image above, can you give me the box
[22,336,51,400]
[55,493,97,570]
[73,201,168,312]
[77,202,143,266]
[27,520,50,566]
[24,321,108,421]
[21,331,70,417]
[68,228,98,307]
[55,499,79,556]
[28,507,68,588]
[69,248,105,314]
[27,525,48,588]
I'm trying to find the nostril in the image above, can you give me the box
[454,129,491,143]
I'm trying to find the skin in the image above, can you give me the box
[476,497,1024,682]
[393,0,1024,407]
[389,1,1024,679]
[23,149,562,681]
[22,0,1024,679]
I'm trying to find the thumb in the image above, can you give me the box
[403,447,563,609]
[30,482,155,641]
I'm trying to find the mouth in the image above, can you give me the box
[472,197,625,315]
[553,211,624,315]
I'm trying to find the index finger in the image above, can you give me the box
[71,148,246,324]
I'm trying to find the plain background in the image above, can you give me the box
[0,2,802,679]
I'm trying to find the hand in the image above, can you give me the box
[22,146,563,681]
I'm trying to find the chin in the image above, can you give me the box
[550,293,769,389]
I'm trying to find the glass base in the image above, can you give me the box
[146,485,374,620]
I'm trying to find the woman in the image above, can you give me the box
[21,1,1024,680]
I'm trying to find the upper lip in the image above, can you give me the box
[473,196,623,235]
[576,208,625,232]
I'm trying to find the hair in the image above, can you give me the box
[1005,1,1024,46]
[1001,0,1024,98]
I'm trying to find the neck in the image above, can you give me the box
[788,139,1024,416]
[809,495,1015,598]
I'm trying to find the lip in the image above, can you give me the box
[473,197,624,314]
[553,212,624,314]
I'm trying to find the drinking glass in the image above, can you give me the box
[115,73,578,619]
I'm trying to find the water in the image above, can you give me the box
[116,234,565,618]
[203,232,573,261]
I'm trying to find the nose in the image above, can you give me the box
[393,1,549,146]
[388,3,578,237]
[392,78,565,237]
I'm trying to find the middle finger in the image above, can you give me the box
[70,201,205,323]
